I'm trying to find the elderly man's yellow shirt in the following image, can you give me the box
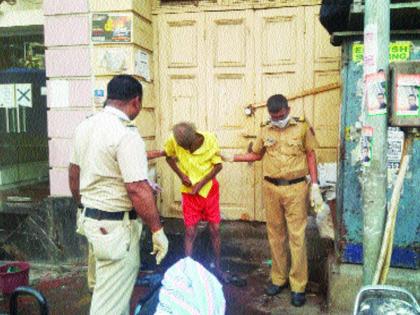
[164,131,222,198]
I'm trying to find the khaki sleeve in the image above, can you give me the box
[163,136,177,157]
[117,131,148,183]
[252,129,265,154]
[210,134,222,165]
[304,123,319,152]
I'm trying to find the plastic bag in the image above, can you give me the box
[315,202,334,239]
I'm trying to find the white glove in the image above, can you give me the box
[310,184,324,210]
[76,204,85,236]
[220,152,235,162]
[151,228,169,265]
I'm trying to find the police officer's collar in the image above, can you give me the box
[104,105,130,122]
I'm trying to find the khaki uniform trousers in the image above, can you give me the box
[76,208,96,292]
[87,243,96,292]
[82,213,142,315]
[264,180,308,293]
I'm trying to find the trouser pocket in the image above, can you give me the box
[84,217,131,261]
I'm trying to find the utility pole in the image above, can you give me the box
[362,0,390,285]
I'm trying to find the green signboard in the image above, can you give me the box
[352,41,412,63]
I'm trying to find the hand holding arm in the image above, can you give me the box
[191,163,223,195]
[165,156,192,186]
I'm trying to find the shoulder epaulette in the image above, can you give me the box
[293,116,306,123]
[119,118,137,128]
[260,119,271,127]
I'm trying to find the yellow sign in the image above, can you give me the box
[352,41,412,63]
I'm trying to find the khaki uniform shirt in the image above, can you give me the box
[70,106,148,212]
[252,118,318,180]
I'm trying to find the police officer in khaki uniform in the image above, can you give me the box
[223,94,322,307]
[69,75,168,315]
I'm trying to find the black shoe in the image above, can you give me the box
[265,283,287,296]
[291,292,306,307]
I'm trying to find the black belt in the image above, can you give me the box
[84,208,137,221]
[264,176,306,186]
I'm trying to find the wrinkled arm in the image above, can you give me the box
[198,163,222,186]
[233,151,264,162]
[166,156,185,179]
[232,133,265,162]
[126,180,162,233]
[69,163,81,205]
[147,150,167,160]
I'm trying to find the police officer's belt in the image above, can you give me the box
[264,176,306,186]
[85,208,137,220]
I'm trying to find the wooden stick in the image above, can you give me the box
[248,82,341,110]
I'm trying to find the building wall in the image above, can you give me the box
[0,1,43,29]
[43,0,155,196]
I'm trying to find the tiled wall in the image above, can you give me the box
[43,0,155,196]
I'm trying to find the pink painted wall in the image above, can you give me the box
[47,110,91,139]
[45,47,91,77]
[48,139,73,168]
[43,0,88,15]
[49,169,71,196]
[47,80,92,108]
[44,16,90,46]
[70,80,92,107]
[43,0,91,196]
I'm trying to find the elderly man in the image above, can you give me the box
[223,94,321,307]
[148,122,228,281]
[69,75,168,315]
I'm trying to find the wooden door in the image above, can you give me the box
[156,6,341,220]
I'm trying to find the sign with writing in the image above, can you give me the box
[0,84,15,108]
[365,72,387,116]
[135,50,150,82]
[352,41,412,63]
[363,24,378,75]
[395,74,420,116]
[15,84,32,108]
[50,80,69,108]
[387,127,404,165]
[92,13,132,43]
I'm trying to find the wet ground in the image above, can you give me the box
[0,258,328,315]
[0,221,332,314]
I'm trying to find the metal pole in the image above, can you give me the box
[362,0,390,285]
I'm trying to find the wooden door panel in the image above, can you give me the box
[158,13,206,217]
[304,6,341,163]
[254,7,305,221]
[206,11,255,220]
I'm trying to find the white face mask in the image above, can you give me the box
[271,115,290,128]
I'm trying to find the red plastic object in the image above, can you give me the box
[0,262,30,294]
